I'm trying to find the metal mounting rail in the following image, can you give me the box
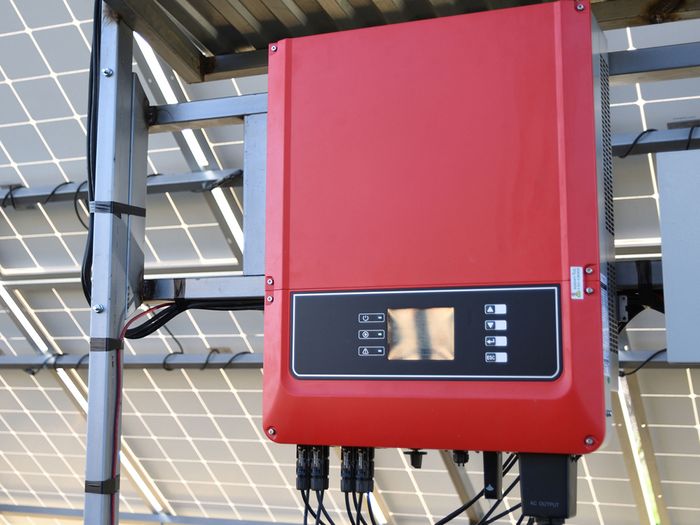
[0,170,241,208]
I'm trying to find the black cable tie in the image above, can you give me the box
[89,338,123,352]
[1,185,24,210]
[89,200,146,218]
[85,475,120,495]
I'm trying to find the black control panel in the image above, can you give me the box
[291,286,561,380]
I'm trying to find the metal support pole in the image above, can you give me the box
[243,113,267,276]
[438,450,484,524]
[84,10,147,525]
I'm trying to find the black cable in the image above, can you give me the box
[515,515,525,525]
[200,348,219,370]
[619,129,657,158]
[315,490,324,525]
[162,323,184,354]
[619,348,667,377]
[365,492,378,525]
[353,493,368,525]
[435,454,518,525]
[223,351,254,369]
[123,299,263,340]
[73,180,89,229]
[526,518,534,525]
[300,490,324,525]
[81,0,102,304]
[23,353,58,375]
[482,503,522,524]
[1,185,23,210]
[345,493,357,525]
[43,181,73,204]
[75,353,90,370]
[355,492,364,525]
[475,476,521,525]
[317,490,336,525]
[686,125,698,150]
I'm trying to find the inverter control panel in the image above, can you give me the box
[292,286,561,380]
[263,0,615,454]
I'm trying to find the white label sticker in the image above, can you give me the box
[570,266,584,300]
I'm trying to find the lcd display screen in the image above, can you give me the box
[387,307,455,360]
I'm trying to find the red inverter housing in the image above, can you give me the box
[264,0,615,454]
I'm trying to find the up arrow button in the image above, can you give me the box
[484,304,507,315]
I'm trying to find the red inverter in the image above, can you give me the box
[263,0,615,455]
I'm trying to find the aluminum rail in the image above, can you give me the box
[618,350,691,369]
[609,42,700,85]
[612,128,700,157]
[0,352,264,370]
[0,352,694,371]
[0,170,240,208]
[149,93,268,133]
[144,275,264,301]
[0,503,292,525]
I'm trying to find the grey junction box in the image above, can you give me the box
[658,149,700,363]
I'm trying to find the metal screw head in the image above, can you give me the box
[585,267,594,274]
[585,287,594,295]
[266,295,274,303]
[270,45,278,52]
[101,68,113,77]
[606,409,613,417]
[575,3,585,11]
[92,304,104,313]
[267,427,276,436]
[266,277,274,286]
[584,436,595,446]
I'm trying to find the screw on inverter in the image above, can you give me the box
[585,267,594,274]
[310,446,330,491]
[585,287,594,295]
[404,449,427,469]
[452,450,469,466]
[296,445,311,491]
[575,3,585,11]
[355,447,375,493]
[340,447,357,493]
[266,277,274,285]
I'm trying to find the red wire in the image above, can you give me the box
[110,302,173,522]
[118,302,174,340]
